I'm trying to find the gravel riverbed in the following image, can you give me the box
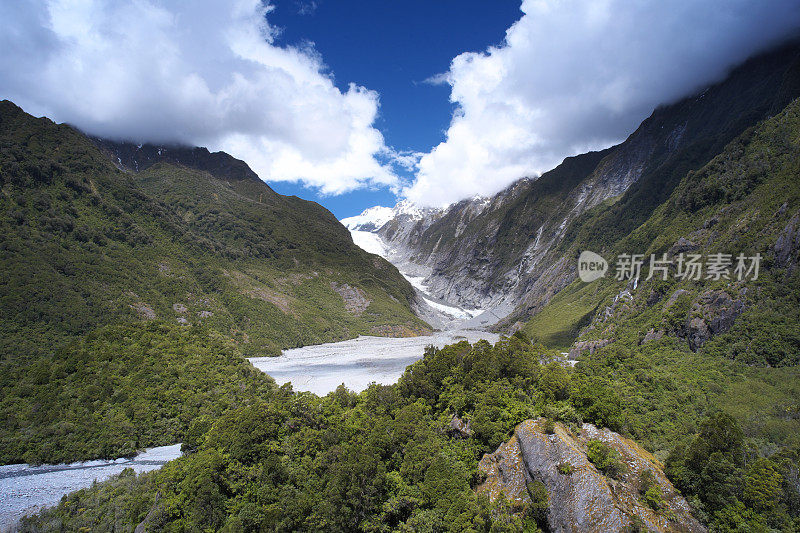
[250,330,499,395]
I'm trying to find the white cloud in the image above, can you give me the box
[0,0,397,195]
[404,0,800,207]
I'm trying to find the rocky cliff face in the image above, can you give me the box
[478,419,706,533]
[347,41,800,332]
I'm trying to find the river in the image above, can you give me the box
[2,331,499,529]
[249,330,500,395]
[0,444,182,531]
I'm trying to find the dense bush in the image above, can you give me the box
[21,336,560,532]
[15,329,800,531]
[0,322,276,464]
[0,100,427,365]
[666,413,800,531]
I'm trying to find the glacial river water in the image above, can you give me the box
[0,444,182,531]
[250,330,500,395]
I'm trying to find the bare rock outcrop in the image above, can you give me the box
[774,213,800,269]
[330,282,371,315]
[447,415,473,439]
[130,302,156,320]
[568,338,613,359]
[478,419,706,533]
[686,290,744,351]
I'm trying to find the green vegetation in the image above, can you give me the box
[526,97,800,361]
[0,99,428,364]
[21,335,564,532]
[0,100,428,464]
[586,439,625,478]
[525,480,549,530]
[514,98,800,456]
[5,46,800,533]
[516,97,800,530]
[556,462,573,475]
[0,322,276,464]
[562,41,800,254]
[638,470,663,510]
[14,327,800,531]
[665,413,800,531]
[522,281,608,349]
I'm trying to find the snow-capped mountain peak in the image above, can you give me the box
[341,205,395,231]
[341,200,436,232]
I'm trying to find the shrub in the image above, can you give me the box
[639,470,664,510]
[644,485,664,511]
[587,439,625,478]
[542,402,583,427]
[557,462,574,475]
[526,480,549,527]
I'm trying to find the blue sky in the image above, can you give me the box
[265,0,523,218]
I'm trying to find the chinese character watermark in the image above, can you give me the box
[577,251,760,283]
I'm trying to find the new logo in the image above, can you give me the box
[578,250,608,282]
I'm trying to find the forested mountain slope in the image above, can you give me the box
[11,43,800,533]
[0,100,428,463]
[0,100,428,363]
[525,92,800,359]
[507,97,800,531]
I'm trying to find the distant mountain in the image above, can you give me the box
[343,201,488,329]
[341,205,397,232]
[0,100,430,363]
[350,39,800,335]
[91,138,267,185]
[343,200,443,261]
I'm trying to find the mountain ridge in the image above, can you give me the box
[346,39,800,336]
[0,99,430,362]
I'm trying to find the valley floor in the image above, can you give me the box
[249,330,500,395]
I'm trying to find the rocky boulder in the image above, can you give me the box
[447,414,473,438]
[330,282,371,315]
[478,419,705,533]
[686,290,745,351]
[774,213,800,269]
[568,339,613,359]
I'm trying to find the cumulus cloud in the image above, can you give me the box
[0,0,397,194]
[404,0,800,207]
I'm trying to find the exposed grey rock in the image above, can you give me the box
[668,237,699,256]
[687,317,711,352]
[569,339,613,358]
[130,302,156,320]
[344,47,800,333]
[664,289,690,309]
[478,419,706,533]
[642,329,665,344]
[687,290,745,350]
[447,414,473,438]
[774,213,800,267]
[134,492,162,533]
[330,282,371,315]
